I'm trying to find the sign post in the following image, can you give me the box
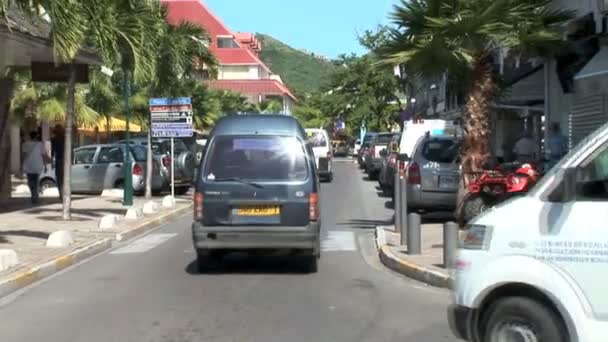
[149,97,193,197]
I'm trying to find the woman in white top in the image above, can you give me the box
[22,131,49,204]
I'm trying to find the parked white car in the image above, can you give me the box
[448,121,608,342]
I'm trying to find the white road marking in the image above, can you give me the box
[322,231,357,252]
[110,233,178,255]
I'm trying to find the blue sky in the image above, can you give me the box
[204,0,398,58]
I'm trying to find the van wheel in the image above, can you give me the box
[196,250,222,273]
[482,297,567,342]
[304,254,318,273]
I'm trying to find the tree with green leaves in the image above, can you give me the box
[380,0,572,177]
[2,0,163,218]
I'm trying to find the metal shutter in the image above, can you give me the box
[568,94,607,149]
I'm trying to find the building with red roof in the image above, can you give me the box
[161,0,296,115]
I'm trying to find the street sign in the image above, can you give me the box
[149,97,193,138]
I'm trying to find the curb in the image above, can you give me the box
[375,227,453,289]
[0,203,192,298]
[0,238,112,298]
[115,204,192,241]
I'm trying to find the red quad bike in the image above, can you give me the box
[460,162,541,223]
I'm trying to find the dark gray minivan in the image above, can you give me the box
[192,115,321,272]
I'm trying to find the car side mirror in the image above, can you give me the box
[548,167,577,202]
[397,153,409,162]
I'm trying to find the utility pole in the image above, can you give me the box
[122,71,133,206]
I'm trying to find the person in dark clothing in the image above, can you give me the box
[51,124,65,200]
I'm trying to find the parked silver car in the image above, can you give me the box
[402,135,462,212]
[117,138,197,195]
[39,144,164,194]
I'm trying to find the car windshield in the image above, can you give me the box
[306,131,327,147]
[204,135,309,182]
[421,139,462,163]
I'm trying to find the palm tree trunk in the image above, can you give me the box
[62,67,76,220]
[0,74,15,203]
[455,58,496,221]
[145,129,152,199]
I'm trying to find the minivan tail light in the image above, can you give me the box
[194,192,203,220]
[407,162,421,184]
[132,164,143,176]
[309,193,319,221]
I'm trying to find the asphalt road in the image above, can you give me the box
[0,158,460,342]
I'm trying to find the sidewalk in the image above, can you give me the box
[0,192,192,297]
[375,224,455,288]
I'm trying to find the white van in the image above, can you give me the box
[305,128,333,182]
[398,119,461,160]
[448,122,608,342]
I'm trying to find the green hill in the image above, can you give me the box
[256,34,337,94]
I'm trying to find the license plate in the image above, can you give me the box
[439,176,457,189]
[237,206,280,216]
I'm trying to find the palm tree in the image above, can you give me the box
[3,0,162,219]
[379,0,572,203]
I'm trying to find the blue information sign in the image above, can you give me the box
[149,97,193,138]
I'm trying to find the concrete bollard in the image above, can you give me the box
[443,221,459,268]
[406,213,421,254]
[125,207,143,220]
[162,195,176,208]
[0,249,18,271]
[143,201,159,214]
[394,171,401,233]
[46,230,74,248]
[399,178,408,241]
[99,214,121,229]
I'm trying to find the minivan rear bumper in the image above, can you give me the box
[192,222,321,256]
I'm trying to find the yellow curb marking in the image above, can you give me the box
[14,270,39,287]
[55,255,74,271]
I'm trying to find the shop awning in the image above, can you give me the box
[575,46,608,80]
[80,117,142,133]
[574,46,608,95]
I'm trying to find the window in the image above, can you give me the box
[130,146,147,162]
[376,134,397,145]
[421,139,462,163]
[73,148,97,165]
[217,37,239,48]
[97,147,124,163]
[204,136,309,182]
[576,143,608,200]
[152,140,189,155]
[306,132,327,147]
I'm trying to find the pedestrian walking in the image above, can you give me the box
[22,131,50,205]
[51,124,66,200]
[513,129,537,164]
[547,122,567,169]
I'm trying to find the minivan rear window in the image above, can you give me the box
[421,139,462,163]
[204,136,309,181]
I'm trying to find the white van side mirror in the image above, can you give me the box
[548,168,577,203]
